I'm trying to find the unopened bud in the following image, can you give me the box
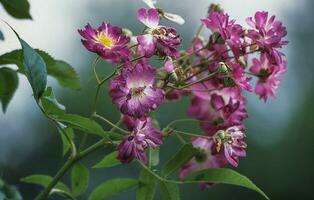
[218,62,229,74]
[122,28,133,37]
[208,3,223,13]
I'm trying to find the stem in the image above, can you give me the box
[34,159,73,200]
[175,46,207,62]
[174,133,187,144]
[138,161,183,184]
[163,118,216,133]
[35,138,113,200]
[195,24,204,38]
[92,56,101,84]
[99,69,118,85]
[117,55,145,69]
[128,43,139,49]
[179,71,218,90]
[171,129,213,140]
[93,113,130,134]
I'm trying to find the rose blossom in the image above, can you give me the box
[117,116,163,163]
[109,61,165,119]
[250,53,287,101]
[78,23,130,63]
[137,8,181,57]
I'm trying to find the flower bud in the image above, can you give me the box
[208,3,223,13]
[122,28,133,37]
[218,62,229,74]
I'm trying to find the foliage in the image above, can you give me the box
[0,0,290,199]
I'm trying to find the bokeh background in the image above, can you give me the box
[1,0,313,199]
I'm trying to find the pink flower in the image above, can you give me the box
[117,116,163,163]
[164,58,175,73]
[213,126,247,167]
[246,11,288,64]
[250,53,287,101]
[228,62,252,91]
[179,137,227,189]
[109,62,165,119]
[188,83,247,134]
[78,23,130,64]
[201,11,243,56]
[165,90,188,102]
[137,8,181,57]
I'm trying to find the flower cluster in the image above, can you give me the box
[79,0,288,188]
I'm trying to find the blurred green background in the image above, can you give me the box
[0,0,313,199]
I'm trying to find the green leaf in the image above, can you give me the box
[40,86,65,116]
[159,181,180,200]
[88,178,138,200]
[39,87,75,156]
[161,144,198,177]
[136,168,157,200]
[0,50,23,69]
[21,38,47,99]
[0,0,32,19]
[149,148,159,167]
[58,126,75,156]
[93,151,120,168]
[54,113,107,137]
[0,30,4,40]
[5,24,47,100]
[183,168,269,200]
[48,60,80,90]
[21,174,70,193]
[0,49,80,90]
[71,163,89,197]
[0,178,23,200]
[0,67,18,112]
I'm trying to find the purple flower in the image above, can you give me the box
[117,116,163,163]
[201,11,243,56]
[213,126,247,167]
[250,53,287,101]
[137,8,181,57]
[164,58,175,73]
[179,137,227,189]
[188,83,247,134]
[228,62,252,91]
[246,11,288,64]
[78,23,130,64]
[109,62,165,119]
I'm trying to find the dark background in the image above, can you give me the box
[0,0,313,199]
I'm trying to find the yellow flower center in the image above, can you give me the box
[95,33,114,48]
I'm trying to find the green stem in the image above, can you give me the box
[35,138,113,200]
[195,24,204,38]
[174,133,187,144]
[175,46,207,62]
[138,161,183,184]
[164,118,203,130]
[138,161,209,185]
[92,56,101,84]
[34,159,73,200]
[171,129,212,140]
[93,113,130,134]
